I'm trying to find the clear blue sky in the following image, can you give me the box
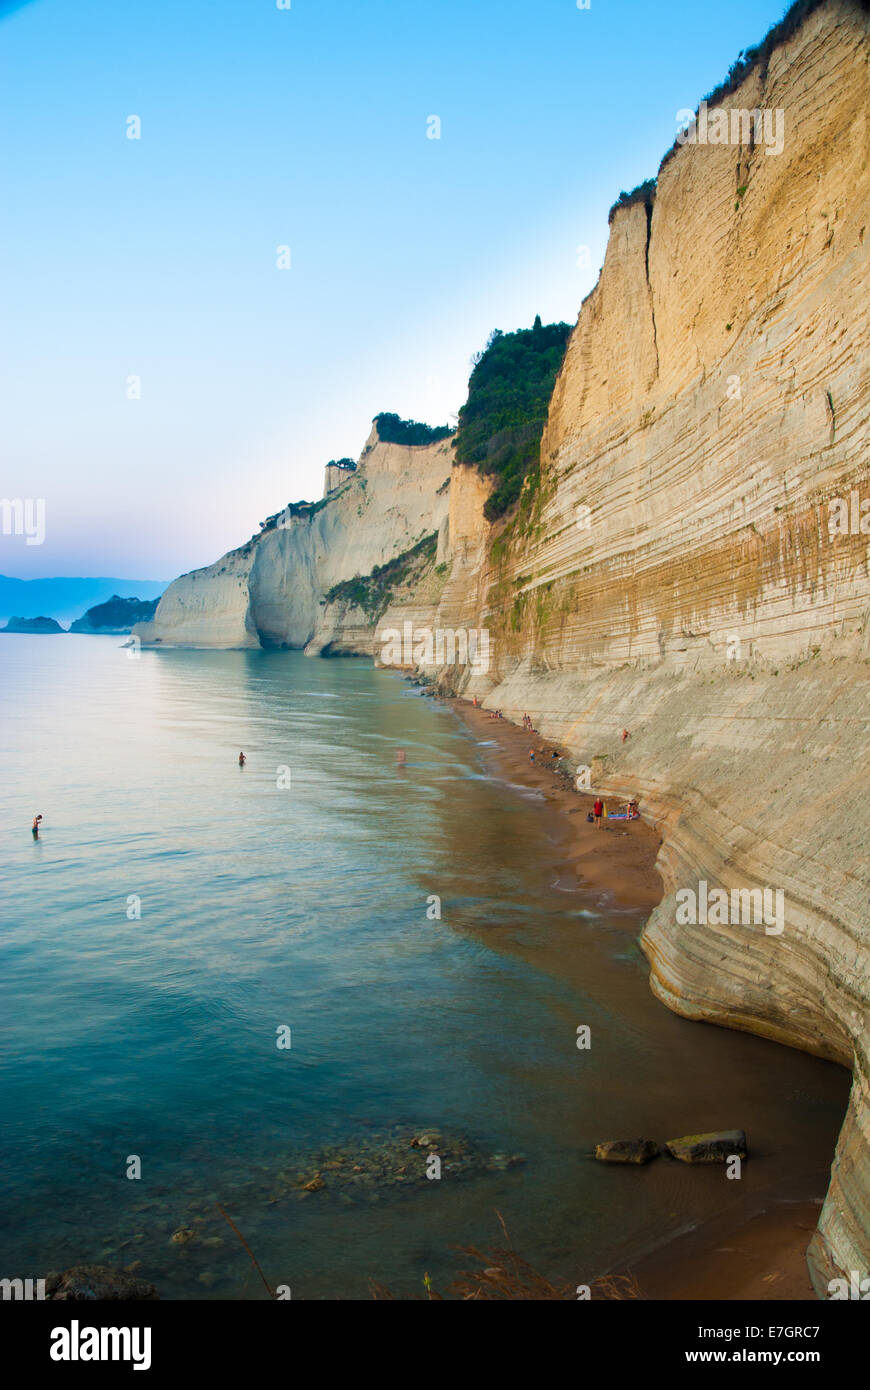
[1,0,789,580]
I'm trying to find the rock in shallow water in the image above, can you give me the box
[665,1129,747,1163]
[170,1227,198,1245]
[45,1265,159,1301]
[594,1138,660,1164]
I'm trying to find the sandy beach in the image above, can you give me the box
[445,693,831,1301]
[445,698,663,912]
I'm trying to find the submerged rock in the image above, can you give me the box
[273,1125,519,1204]
[594,1138,660,1164]
[45,1264,159,1301]
[665,1130,747,1163]
[169,1227,198,1245]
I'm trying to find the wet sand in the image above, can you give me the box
[445,699,663,912]
[444,695,832,1301]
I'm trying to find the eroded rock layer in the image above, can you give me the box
[137,0,870,1290]
[425,0,870,1292]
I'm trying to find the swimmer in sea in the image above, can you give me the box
[238,752,246,766]
[397,749,406,766]
[32,814,43,837]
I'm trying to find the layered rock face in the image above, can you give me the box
[136,0,870,1289]
[136,425,453,649]
[425,0,869,1292]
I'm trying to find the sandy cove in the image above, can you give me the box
[444,693,825,1301]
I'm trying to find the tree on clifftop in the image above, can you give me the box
[453,317,572,521]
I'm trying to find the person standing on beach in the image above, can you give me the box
[622,728,630,743]
[529,748,535,763]
[593,798,604,828]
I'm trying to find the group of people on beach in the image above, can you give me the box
[529,746,565,772]
[592,796,639,827]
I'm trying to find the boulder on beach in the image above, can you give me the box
[44,1264,160,1300]
[594,1138,660,1165]
[665,1129,748,1164]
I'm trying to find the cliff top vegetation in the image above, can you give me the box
[373,413,453,448]
[453,316,572,522]
[608,178,656,224]
[658,0,854,170]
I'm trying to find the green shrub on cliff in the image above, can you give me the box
[373,413,453,447]
[608,178,656,224]
[453,317,572,522]
[324,532,439,621]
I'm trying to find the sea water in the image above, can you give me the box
[0,639,848,1298]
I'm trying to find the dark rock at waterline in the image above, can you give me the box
[594,1138,660,1164]
[44,1264,160,1300]
[1,614,64,633]
[665,1129,748,1163]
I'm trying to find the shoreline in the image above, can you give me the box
[443,696,663,914]
[442,691,826,1301]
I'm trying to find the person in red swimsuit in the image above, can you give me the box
[593,798,604,827]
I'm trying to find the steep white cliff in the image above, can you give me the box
[136,424,453,649]
[422,0,870,1293]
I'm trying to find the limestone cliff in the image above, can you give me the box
[420,0,870,1294]
[136,424,453,650]
[137,0,870,1291]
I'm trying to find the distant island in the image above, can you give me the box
[0,575,166,627]
[70,595,159,634]
[1,615,65,634]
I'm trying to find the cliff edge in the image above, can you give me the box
[135,423,453,650]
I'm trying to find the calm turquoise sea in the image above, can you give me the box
[0,638,849,1298]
